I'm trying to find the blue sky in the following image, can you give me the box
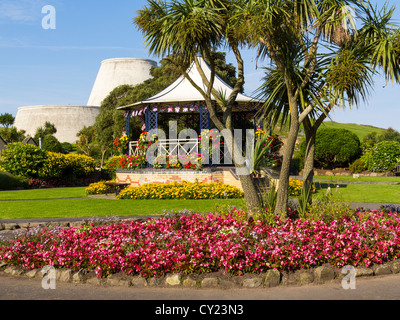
[0,0,399,132]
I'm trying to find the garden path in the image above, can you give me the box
[1,271,400,300]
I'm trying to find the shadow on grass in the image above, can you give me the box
[314,182,348,190]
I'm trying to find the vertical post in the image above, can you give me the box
[199,104,210,132]
[126,111,132,138]
[145,108,158,133]
[145,107,158,168]
[126,111,132,155]
[199,104,210,167]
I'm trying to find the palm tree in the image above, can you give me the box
[134,0,261,214]
[238,0,400,216]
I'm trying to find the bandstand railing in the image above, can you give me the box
[129,141,143,157]
[129,139,200,158]
[129,138,234,166]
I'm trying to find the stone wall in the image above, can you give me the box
[116,168,243,190]
[2,259,399,289]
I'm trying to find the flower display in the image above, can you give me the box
[117,181,244,200]
[85,180,116,195]
[105,154,147,172]
[288,179,316,196]
[1,209,400,278]
[254,129,282,169]
[153,153,204,170]
[113,134,129,155]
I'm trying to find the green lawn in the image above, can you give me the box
[314,183,400,204]
[0,187,87,201]
[0,181,399,220]
[314,176,400,183]
[0,188,245,219]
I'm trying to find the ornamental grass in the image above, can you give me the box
[117,182,244,200]
[1,209,400,278]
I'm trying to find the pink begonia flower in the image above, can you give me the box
[1,210,400,277]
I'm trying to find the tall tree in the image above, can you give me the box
[135,0,261,214]
[76,126,96,157]
[34,121,57,144]
[241,0,400,216]
[0,127,26,143]
[0,113,15,128]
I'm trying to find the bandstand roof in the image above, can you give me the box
[117,57,263,114]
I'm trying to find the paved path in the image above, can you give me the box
[1,272,400,300]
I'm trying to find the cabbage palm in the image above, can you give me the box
[238,0,400,216]
[135,0,261,214]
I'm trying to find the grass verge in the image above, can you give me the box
[0,187,87,200]
[0,198,245,219]
[314,176,400,183]
[314,182,400,204]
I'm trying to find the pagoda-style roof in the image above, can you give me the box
[117,57,262,114]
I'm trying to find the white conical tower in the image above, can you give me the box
[87,58,157,106]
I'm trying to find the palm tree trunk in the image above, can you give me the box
[301,110,330,204]
[274,115,300,217]
[239,169,261,216]
[302,131,316,204]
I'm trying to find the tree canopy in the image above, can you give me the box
[243,0,400,214]
[0,113,15,128]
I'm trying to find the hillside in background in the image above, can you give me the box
[271,120,388,157]
[319,121,387,140]
[272,120,387,141]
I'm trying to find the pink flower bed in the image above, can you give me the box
[1,209,400,278]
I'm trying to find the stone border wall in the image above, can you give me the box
[303,168,396,177]
[1,260,399,289]
[116,168,243,191]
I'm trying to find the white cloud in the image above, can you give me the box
[0,0,47,23]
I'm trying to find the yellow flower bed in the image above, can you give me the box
[288,178,316,196]
[117,181,244,200]
[85,180,116,195]
[64,154,96,177]
[38,152,67,178]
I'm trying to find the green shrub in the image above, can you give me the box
[42,134,62,153]
[349,158,367,173]
[0,144,96,180]
[38,152,69,179]
[299,192,355,223]
[64,153,96,178]
[368,140,400,172]
[0,170,26,190]
[0,143,47,178]
[60,142,76,154]
[300,128,361,169]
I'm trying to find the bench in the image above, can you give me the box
[104,182,130,196]
[395,165,400,176]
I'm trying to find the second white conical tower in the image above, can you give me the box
[87,58,157,106]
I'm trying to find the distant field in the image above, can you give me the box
[274,120,386,141]
[319,121,386,140]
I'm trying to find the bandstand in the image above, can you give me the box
[116,57,265,190]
